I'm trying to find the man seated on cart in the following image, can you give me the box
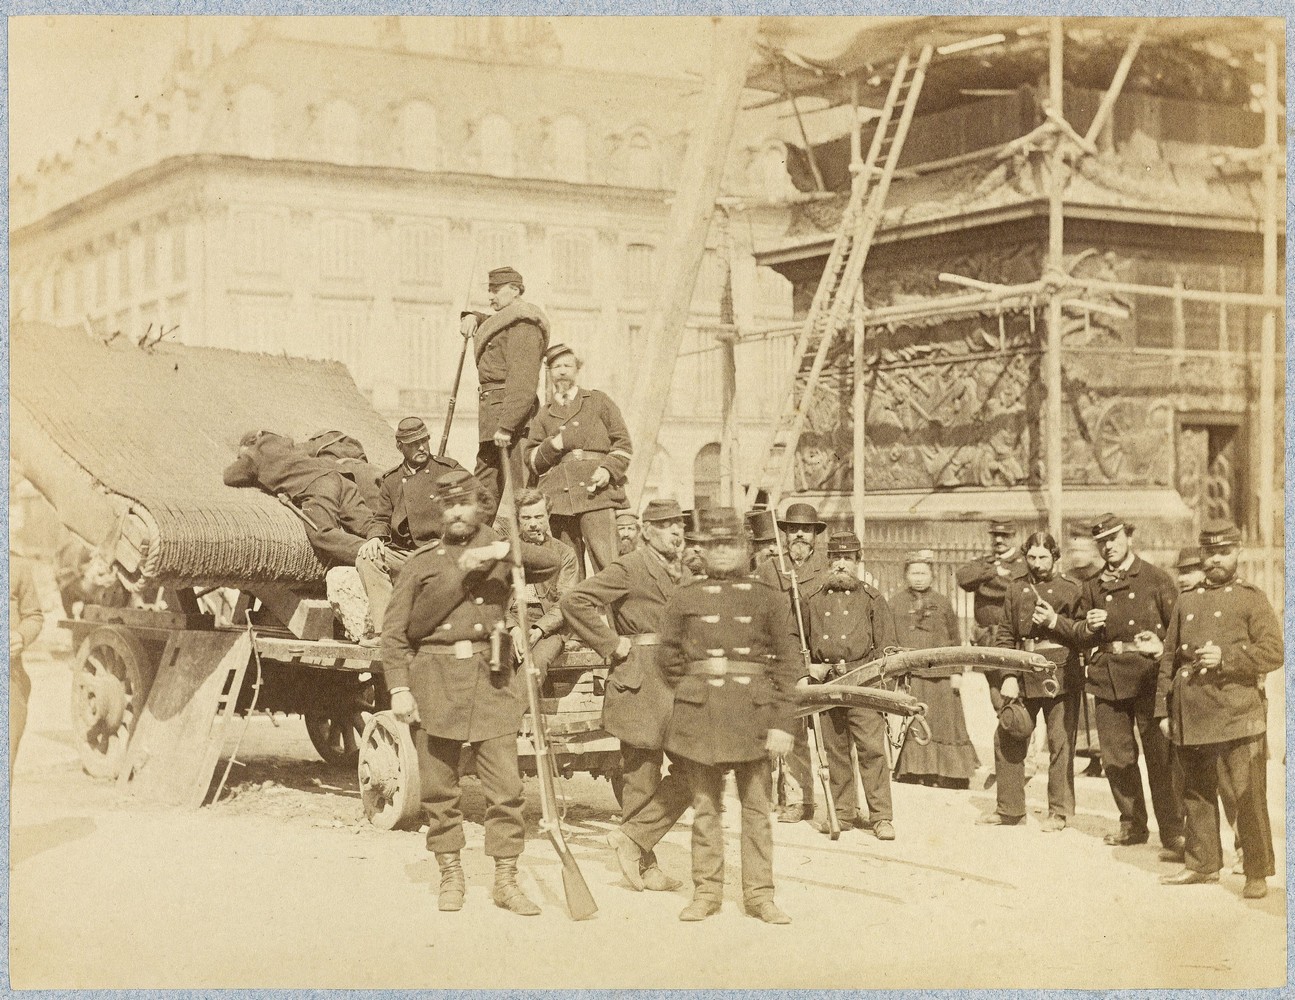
[514,487,579,681]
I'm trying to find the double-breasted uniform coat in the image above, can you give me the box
[956,550,1029,642]
[381,523,561,858]
[990,573,1083,820]
[803,580,898,826]
[658,573,799,906]
[525,387,632,577]
[561,545,694,855]
[1156,577,1283,877]
[1062,555,1183,845]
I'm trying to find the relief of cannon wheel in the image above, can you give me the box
[70,625,159,779]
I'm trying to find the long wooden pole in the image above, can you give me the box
[625,16,759,505]
[1044,17,1066,541]
[1256,35,1278,557]
[717,207,739,507]
[852,285,867,535]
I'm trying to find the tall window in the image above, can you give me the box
[693,443,722,510]
[624,129,660,187]
[318,215,367,282]
[552,114,587,182]
[171,227,187,283]
[235,84,276,158]
[551,230,593,294]
[233,211,284,278]
[117,245,132,300]
[316,299,372,387]
[320,99,360,165]
[400,100,439,169]
[95,254,108,308]
[397,220,445,286]
[142,232,158,291]
[479,114,515,176]
[624,243,655,298]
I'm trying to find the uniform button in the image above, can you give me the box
[825,611,831,617]
[842,609,849,616]
[1186,614,1194,621]
[441,623,452,631]
[473,597,484,605]
[1128,592,1135,599]
[573,420,580,426]
[1181,643,1189,650]
[1214,611,1222,618]
[1225,586,1233,593]
[1105,595,1113,602]
[1129,620,1135,625]
[473,623,484,633]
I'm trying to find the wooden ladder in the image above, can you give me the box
[746,46,934,509]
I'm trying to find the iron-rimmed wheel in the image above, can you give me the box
[304,677,378,768]
[70,626,156,780]
[358,711,424,831]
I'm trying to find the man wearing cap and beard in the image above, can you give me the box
[658,508,798,924]
[561,499,692,893]
[616,511,642,555]
[1155,519,1282,899]
[1175,548,1207,593]
[356,417,467,632]
[1061,513,1183,850]
[983,532,1083,831]
[757,502,829,824]
[382,470,563,916]
[515,488,578,681]
[525,344,633,579]
[803,532,899,840]
[892,550,979,789]
[956,521,1029,647]
[459,266,549,522]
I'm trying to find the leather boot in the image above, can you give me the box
[492,857,541,916]
[435,852,465,912]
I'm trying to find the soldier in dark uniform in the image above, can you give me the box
[355,417,467,632]
[616,511,642,555]
[381,470,562,915]
[757,501,829,824]
[525,343,633,579]
[1156,520,1282,899]
[562,499,691,894]
[1064,513,1184,849]
[303,429,385,511]
[891,549,979,788]
[803,532,899,840]
[9,551,45,775]
[459,266,549,522]
[659,508,798,924]
[515,487,578,680]
[223,430,385,567]
[956,520,1028,645]
[982,531,1083,831]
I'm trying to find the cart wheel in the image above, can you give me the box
[304,678,377,768]
[359,711,424,831]
[70,626,156,780]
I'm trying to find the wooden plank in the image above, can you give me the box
[253,583,334,640]
[252,634,380,670]
[118,630,251,807]
[83,604,212,632]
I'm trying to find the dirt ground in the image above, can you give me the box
[8,623,1287,990]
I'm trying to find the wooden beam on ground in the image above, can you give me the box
[625,17,760,505]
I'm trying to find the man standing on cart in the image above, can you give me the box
[381,469,561,916]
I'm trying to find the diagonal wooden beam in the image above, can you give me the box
[1083,24,1149,146]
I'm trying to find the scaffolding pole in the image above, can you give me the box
[1044,16,1066,541]
[851,286,867,536]
[1257,35,1279,560]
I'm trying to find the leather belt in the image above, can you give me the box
[1099,641,1130,655]
[630,633,661,646]
[421,639,491,659]
[479,381,504,397]
[559,449,607,463]
[685,657,766,678]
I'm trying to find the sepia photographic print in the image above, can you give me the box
[6,11,1288,990]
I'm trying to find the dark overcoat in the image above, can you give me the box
[890,587,960,653]
[560,546,689,748]
[659,575,798,765]
[956,550,1029,629]
[373,454,468,551]
[470,300,549,442]
[803,580,897,669]
[994,574,1084,697]
[1156,577,1283,746]
[525,388,632,516]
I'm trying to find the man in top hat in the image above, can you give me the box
[562,499,691,893]
[658,507,798,923]
[1155,519,1282,899]
[956,520,1028,646]
[460,266,549,522]
[1062,513,1184,849]
[525,343,633,579]
[356,416,467,632]
[1175,547,1206,593]
[757,501,829,824]
[803,531,899,840]
[616,511,642,555]
[745,507,779,572]
[382,469,563,916]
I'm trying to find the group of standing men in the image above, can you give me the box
[958,515,1282,900]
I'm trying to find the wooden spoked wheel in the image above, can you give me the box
[70,626,155,779]
[358,711,425,831]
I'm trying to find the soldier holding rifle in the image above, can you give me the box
[381,469,562,916]
[802,531,899,840]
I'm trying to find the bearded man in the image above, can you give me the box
[616,511,642,555]
[515,487,578,681]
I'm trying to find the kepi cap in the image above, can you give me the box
[827,531,862,557]
[615,511,640,526]
[544,342,576,366]
[641,499,684,523]
[488,266,524,289]
[905,548,936,568]
[998,699,1036,741]
[1199,518,1241,550]
[432,469,481,504]
[1090,513,1128,540]
[395,416,430,445]
[778,502,827,533]
[1175,547,1204,571]
[988,520,1014,536]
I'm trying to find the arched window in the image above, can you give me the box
[624,128,660,187]
[693,443,722,510]
[235,84,276,159]
[400,100,439,169]
[552,114,587,182]
[479,114,515,177]
[320,99,360,165]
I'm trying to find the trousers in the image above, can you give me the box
[1179,735,1274,878]
[551,508,617,580]
[423,732,525,858]
[778,719,816,811]
[620,743,694,861]
[354,545,411,634]
[1094,692,1184,845]
[994,689,1080,819]
[474,440,527,525]
[683,756,775,906]
[819,706,892,823]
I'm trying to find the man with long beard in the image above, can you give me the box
[382,470,562,915]
[561,499,691,893]
[758,502,829,824]
[803,532,899,840]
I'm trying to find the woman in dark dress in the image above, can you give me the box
[891,550,980,788]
